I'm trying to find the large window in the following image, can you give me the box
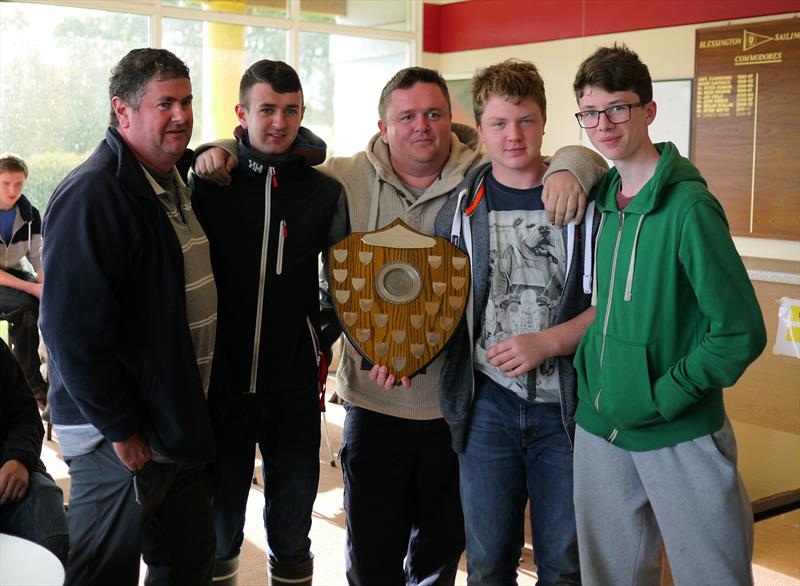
[300,33,408,154]
[0,3,149,211]
[161,18,288,143]
[0,0,415,211]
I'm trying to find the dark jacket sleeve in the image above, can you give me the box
[0,340,43,473]
[41,170,143,442]
[319,188,350,357]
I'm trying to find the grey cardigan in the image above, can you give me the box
[434,160,604,452]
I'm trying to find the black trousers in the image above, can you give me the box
[211,390,320,582]
[0,271,45,397]
[65,440,215,586]
[340,405,464,586]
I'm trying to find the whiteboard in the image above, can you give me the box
[580,79,693,161]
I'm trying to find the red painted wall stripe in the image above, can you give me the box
[424,0,800,53]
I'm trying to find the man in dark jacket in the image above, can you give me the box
[40,48,217,586]
[192,59,347,586]
[0,338,68,564]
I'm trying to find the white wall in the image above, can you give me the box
[423,13,800,261]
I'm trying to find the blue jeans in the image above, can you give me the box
[459,382,579,586]
[0,270,45,396]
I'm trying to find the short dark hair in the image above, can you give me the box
[472,59,546,125]
[0,154,28,177]
[573,44,653,104]
[378,67,451,121]
[239,60,303,108]
[108,48,190,127]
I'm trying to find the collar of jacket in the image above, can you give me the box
[364,130,483,200]
[594,142,705,216]
[458,162,494,217]
[105,127,193,199]
[14,194,35,222]
[235,140,308,182]
[233,125,327,168]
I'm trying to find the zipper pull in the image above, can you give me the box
[272,169,278,188]
[618,211,624,229]
[276,219,287,275]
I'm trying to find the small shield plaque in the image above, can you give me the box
[329,219,471,380]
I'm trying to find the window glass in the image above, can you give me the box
[299,33,408,155]
[163,19,287,144]
[162,0,288,19]
[0,1,411,205]
[0,3,148,210]
[301,0,408,31]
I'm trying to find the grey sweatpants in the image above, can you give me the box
[573,420,753,586]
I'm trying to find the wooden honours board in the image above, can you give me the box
[692,18,800,240]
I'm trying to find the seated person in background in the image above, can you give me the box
[0,154,46,405]
[0,337,68,564]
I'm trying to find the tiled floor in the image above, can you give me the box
[41,395,798,586]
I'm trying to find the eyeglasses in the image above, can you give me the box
[574,103,646,128]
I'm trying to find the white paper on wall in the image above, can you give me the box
[773,297,800,359]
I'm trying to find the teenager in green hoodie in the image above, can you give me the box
[571,45,766,586]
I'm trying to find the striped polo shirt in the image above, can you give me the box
[143,166,217,395]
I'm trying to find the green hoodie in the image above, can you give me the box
[573,142,766,451]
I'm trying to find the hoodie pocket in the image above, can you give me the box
[595,333,663,429]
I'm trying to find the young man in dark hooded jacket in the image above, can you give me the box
[191,59,348,586]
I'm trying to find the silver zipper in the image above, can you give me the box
[276,220,286,275]
[596,211,626,413]
[248,166,274,393]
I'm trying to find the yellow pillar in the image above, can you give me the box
[202,1,247,142]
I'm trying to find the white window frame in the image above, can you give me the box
[14,0,421,65]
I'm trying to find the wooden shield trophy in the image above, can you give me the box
[329,219,471,380]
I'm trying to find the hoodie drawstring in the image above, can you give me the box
[624,215,645,301]
[449,187,474,344]
[582,201,595,294]
[566,200,595,294]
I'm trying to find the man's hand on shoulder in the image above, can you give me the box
[113,433,152,472]
[194,148,236,187]
[0,459,30,504]
[369,364,412,390]
[542,170,587,228]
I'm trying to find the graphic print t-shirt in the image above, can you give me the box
[474,172,565,403]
